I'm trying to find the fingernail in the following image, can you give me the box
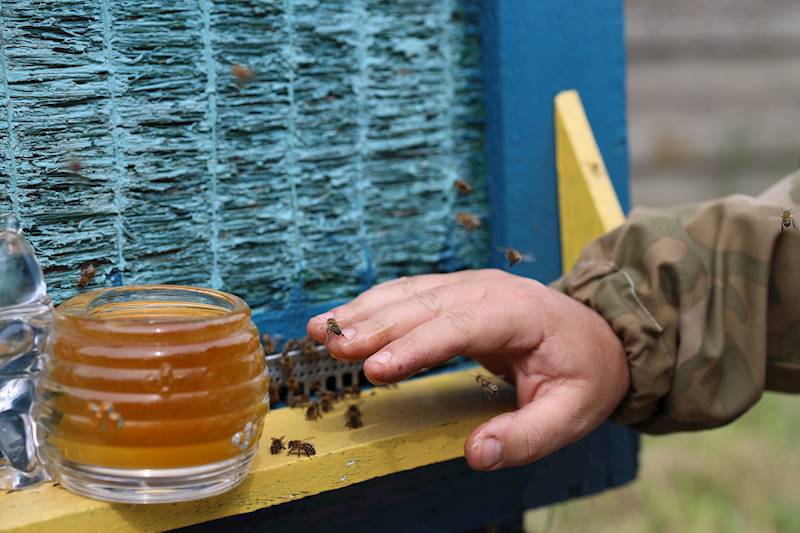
[478,437,502,469]
[368,351,391,367]
[341,328,356,340]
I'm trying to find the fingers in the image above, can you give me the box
[326,282,490,361]
[306,269,506,341]
[362,302,542,383]
[464,385,592,471]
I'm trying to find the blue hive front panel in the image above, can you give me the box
[0,0,488,319]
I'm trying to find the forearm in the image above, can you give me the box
[556,174,800,433]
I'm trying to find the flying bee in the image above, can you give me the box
[67,158,82,173]
[456,212,481,233]
[500,247,535,269]
[77,263,97,288]
[270,436,286,455]
[326,318,344,339]
[262,333,277,354]
[231,64,254,85]
[474,374,499,399]
[781,209,797,231]
[453,179,473,195]
[305,401,322,421]
[287,439,316,457]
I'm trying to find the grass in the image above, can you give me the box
[525,392,800,533]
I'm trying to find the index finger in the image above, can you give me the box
[306,269,506,341]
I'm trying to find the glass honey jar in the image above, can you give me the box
[34,285,269,503]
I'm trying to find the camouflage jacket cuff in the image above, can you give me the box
[554,260,673,426]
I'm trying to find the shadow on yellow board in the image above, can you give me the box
[555,89,626,274]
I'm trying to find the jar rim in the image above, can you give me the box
[55,285,251,334]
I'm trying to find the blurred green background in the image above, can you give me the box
[527,2,800,531]
[526,394,800,533]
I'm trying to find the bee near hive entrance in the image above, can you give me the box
[264,337,363,406]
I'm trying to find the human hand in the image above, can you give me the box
[306,269,628,471]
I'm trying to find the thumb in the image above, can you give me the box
[464,386,593,471]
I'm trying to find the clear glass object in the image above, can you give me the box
[34,285,269,503]
[0,214,52,490]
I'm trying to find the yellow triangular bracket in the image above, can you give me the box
[556,89,625,274]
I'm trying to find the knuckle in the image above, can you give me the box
[443,309,475,336]
[413,290,440,313]
[397,277,417,297]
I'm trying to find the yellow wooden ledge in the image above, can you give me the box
[0,368,513,533]
[556,89,625,273]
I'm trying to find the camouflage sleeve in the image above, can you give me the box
[555,169,800,434]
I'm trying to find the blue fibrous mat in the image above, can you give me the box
[0,0,488,324]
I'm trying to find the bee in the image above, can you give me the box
[268,382,280,405]
[305,401,322,421]
[300,335,319,356]
[67,158,82,173]
[231,64,254,85]
[287,439,316,457]
[262,333,277,354]
[270,436,286,455]
[456,212,481,232]
[326,317,344,338]
[781,209,797,231]
[77,263,97,288]
[319,394,334,413]
[343,404,363,429]
[287,377,302,395]
[343,385,361,399]
[281,354,295,381]
[453,179,473,195]
[288,394,309,408]
[282,338,299,357]
[474,374,499,399]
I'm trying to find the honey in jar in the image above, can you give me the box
[34,285,269,503]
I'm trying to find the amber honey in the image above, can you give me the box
[36,286,269,472]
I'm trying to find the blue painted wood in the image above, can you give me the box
[480,0,630,282]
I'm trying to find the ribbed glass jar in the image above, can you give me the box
[34,285,269,503]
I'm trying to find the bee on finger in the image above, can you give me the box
[474,374,499,399]
[326,318,345,339]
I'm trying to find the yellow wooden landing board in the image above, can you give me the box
[0,369,514,533]
[556,89,626,273]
